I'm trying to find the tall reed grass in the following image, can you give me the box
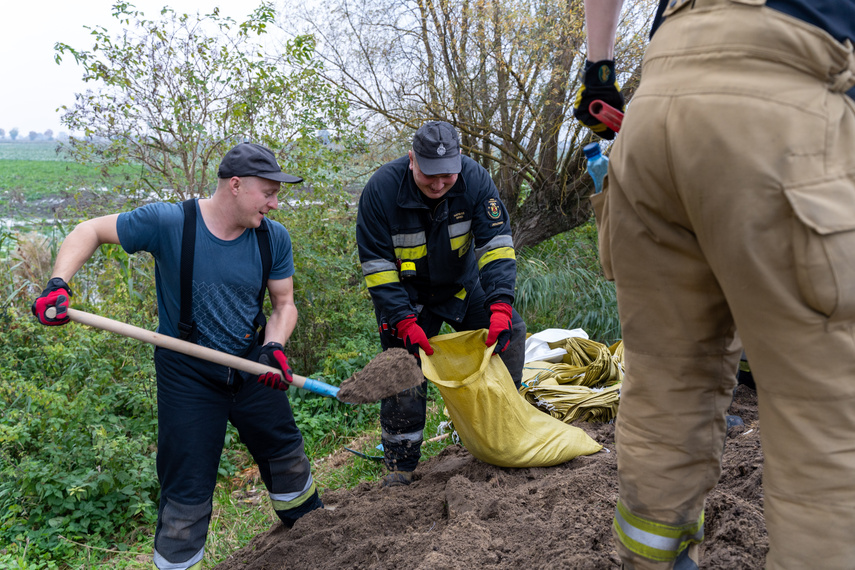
[515,222,620,345]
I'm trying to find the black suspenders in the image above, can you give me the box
[178,198,272,343]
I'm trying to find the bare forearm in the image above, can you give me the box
[264,303,298,346]
[52,214,121,282]
[585,0,624,61]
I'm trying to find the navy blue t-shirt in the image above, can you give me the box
[765,0,855,45]
[117,201,295,355]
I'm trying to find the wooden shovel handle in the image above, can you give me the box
[47,307,335,395]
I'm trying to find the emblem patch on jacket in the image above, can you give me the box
[486,199,501,220]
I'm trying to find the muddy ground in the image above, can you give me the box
[214,385,765,569]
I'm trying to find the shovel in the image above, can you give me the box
[345,433,451,461]
[46,307,422,404]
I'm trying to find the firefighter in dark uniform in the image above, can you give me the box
[356,121,527,487]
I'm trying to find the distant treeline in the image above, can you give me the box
[0,128,69,142]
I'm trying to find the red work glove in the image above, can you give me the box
[31,277,73,326]
[486,302,513,354]
[395,315,434,360]
[257,342,293,391]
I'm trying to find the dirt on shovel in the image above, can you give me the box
[337,348,424,404]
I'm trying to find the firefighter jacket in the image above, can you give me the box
[356,155,517,328]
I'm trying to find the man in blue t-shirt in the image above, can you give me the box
[32,143,323,569]
[575,0,855,568]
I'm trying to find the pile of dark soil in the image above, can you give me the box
[214,385,765,569]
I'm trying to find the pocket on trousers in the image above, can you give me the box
[590,178,615,281]
[784,172,855,325]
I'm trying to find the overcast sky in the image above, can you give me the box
[0,0,253,136]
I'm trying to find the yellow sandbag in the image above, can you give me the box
[546,336,623,387]
[520,383,622,423]
[521,364,560,386]
[420,329,602,467]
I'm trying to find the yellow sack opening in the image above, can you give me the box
[420,329,602,468]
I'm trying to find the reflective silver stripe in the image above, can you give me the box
[475,235,515,259]
[448,220,471,238]
[362,258,397,275]
[614,508,703,554]
[154,546,204,569]
[269,474,315,503]
[392,231,426,248]
[382,428,424,443]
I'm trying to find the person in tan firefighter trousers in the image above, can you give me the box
[356,121,527,487]
[31,143,323,569]
[574,0,855,568]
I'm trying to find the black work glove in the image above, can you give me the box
[573,59,625,140]
[31,277,74,326]
[257,342,293,391]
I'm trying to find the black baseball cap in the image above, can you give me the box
[217,143,303,184]
[412,121,461,176]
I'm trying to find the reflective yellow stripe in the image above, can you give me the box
[613,501,704,562]
[271,481,317,512]
[394,245,427,260]
[392,231,426,248]
[454,287,467,300]
[153,547,204,569]
[450,233,470,251]
[477,247,516,270]
[361,258,397,275]
[365,271,400,288]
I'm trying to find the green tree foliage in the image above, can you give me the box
[54,1,357,200]
[270,192,380,376]
[299,0,655,248]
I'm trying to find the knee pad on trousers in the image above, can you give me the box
[264,450,320,527]
[154,497,211,568]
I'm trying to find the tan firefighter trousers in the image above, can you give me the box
[593,0,855,567]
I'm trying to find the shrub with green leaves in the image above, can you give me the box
[273,189,379,376]
[0,318,159,560]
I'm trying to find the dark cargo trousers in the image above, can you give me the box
[376,286,527,472]
[152,348,321,569]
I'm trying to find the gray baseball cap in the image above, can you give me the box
[412,121,461,176]
[217,143,303,184]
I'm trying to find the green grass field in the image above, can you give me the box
[0,142,144,204]
[0,141,68,161]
